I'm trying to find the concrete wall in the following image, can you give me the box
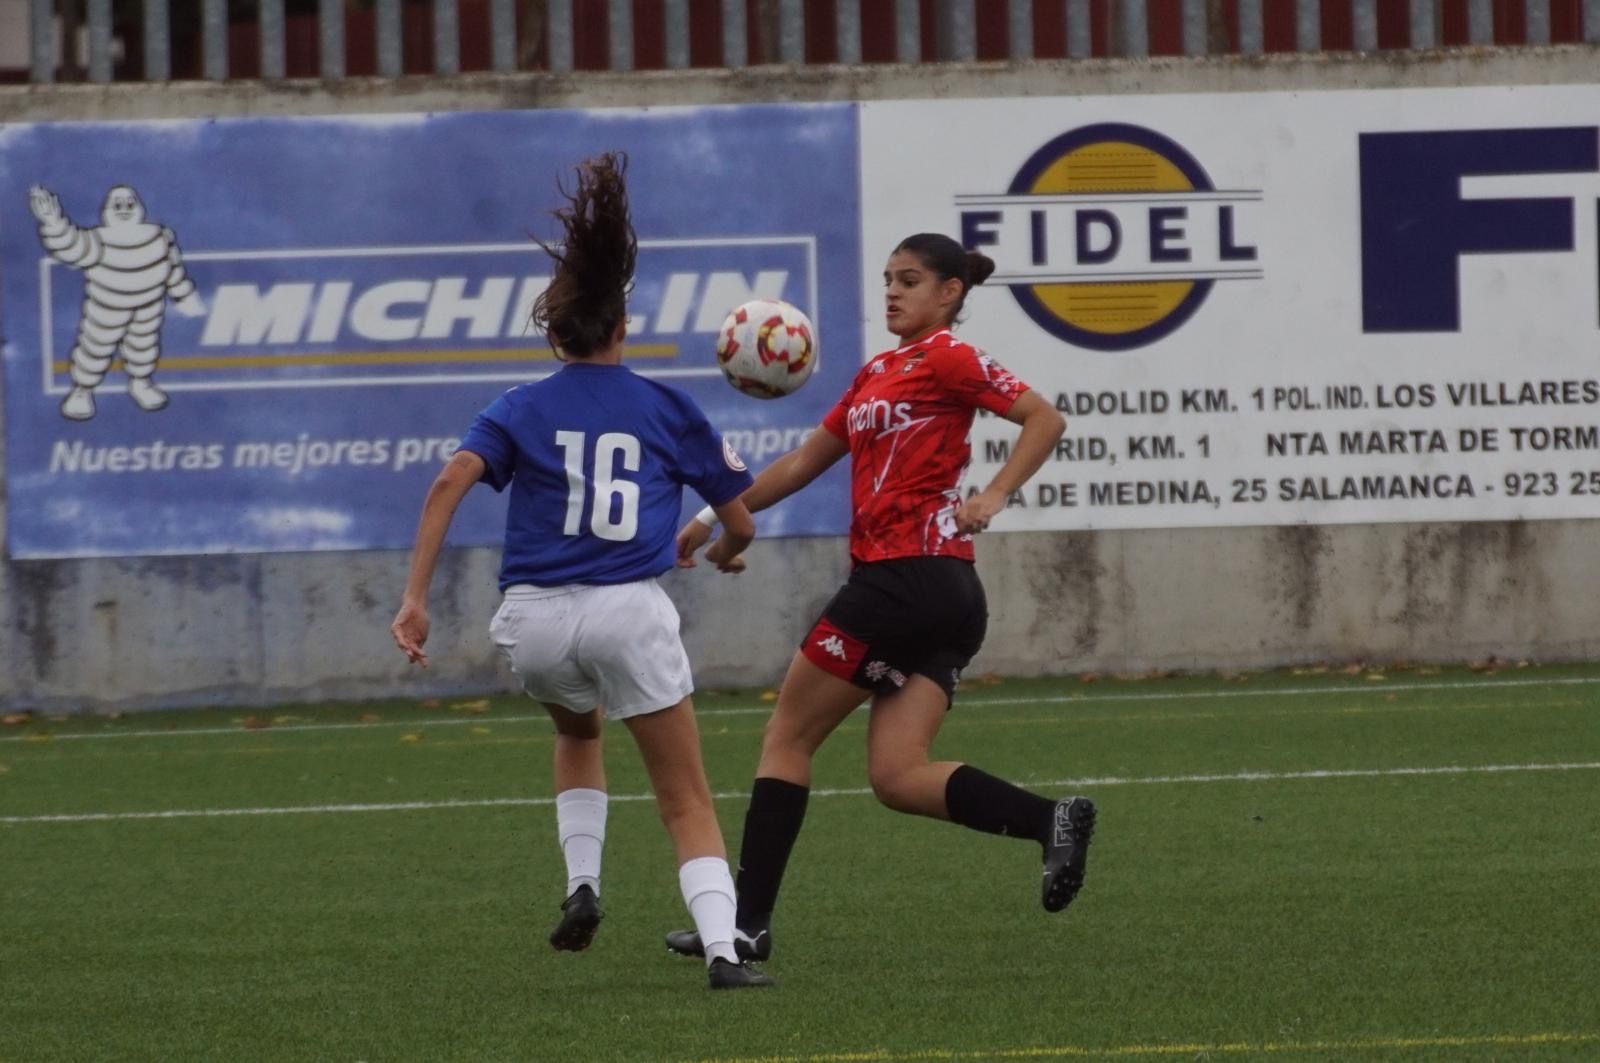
[4,46,1600,711]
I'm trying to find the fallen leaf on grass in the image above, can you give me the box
[399,732,424,744]
[241,716,270,730]
[1365,673,1387,682]
[2,712,33,726]
[1342,662,1366,676]
[1079,673,1100,684]
[1416,666,1441,676]
[421,699,442,710]
[974,673,1005,687]
[358,713,383,724]
[449,699,490,714]
[470,726,492,736]
[759,690,778,702]
[21,733,52,743]
[1467,657,1500,674]
[272,715,305,725]
[0,763,10,773]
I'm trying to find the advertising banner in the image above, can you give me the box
[0,105,859,558]
[860,88,1600,531]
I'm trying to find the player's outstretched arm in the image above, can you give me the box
[740,425,850,514]
[676,426,848,564]
[702,499,755,573]
[953,390,1066,534]
[391,450,486,666]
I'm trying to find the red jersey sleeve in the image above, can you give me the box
[930,343,1031,416]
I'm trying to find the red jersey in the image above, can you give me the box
[820,329,1030,564]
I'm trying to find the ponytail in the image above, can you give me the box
[531,152,638,358]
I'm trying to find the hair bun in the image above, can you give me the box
[965,251,996,286]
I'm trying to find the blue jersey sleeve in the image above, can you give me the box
[458,392,519,492]
[671,400,753,507]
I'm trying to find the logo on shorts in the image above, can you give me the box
[818,635,848,660]
[722,437,747,472]
[865,660,905,687]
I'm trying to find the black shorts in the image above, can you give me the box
[799,556,988,702]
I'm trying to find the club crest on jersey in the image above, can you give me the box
[956,123,1264,352]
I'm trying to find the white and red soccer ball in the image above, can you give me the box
[716,298,817,399]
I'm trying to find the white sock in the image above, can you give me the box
[556,788,607,898]
[678,856,738,967]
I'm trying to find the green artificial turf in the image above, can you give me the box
[2,664,1597,1061]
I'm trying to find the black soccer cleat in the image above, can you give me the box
[664,926,772,962]
[1041,796,1096,913]
[708,957,775,990]
[549,884,603,951]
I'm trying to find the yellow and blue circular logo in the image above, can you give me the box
[961,123,1258,352]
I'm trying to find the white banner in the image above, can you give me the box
[859,87,1600,530]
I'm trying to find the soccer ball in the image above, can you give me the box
[715,298,817,399]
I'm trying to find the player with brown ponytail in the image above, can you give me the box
[669,232,1095,970]
[393,153,771,989]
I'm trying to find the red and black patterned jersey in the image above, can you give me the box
[820,329,1030,564]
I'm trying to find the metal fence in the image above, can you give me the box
[16,0,1600,85]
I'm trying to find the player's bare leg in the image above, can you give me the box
[627,698,771,988]
[864,675,961,818]
[869,678,1096,914]
[755,652,871,785]
[546,704,606,952]
[623,698,723,864]
[668,653,868,964]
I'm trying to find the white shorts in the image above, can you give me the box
[488,578,694,721]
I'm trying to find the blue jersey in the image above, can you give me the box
[458,362,752,589]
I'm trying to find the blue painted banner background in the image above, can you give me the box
[0,105,859,559]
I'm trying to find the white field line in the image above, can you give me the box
[4,673,1597,745]
[5,760,1598,825]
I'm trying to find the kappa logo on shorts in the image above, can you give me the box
[804,617,866,678]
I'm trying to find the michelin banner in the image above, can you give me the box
[0,106,859,559]
[860,87,1600,531]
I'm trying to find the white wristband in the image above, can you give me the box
[693,506,719,528]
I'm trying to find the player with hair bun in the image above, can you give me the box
[391,153,771,990]
[669,232,1096,967]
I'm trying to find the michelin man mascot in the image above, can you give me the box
[29,184,206,421]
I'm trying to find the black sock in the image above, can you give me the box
[944,764,1055,846]
[733,776,810,931]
